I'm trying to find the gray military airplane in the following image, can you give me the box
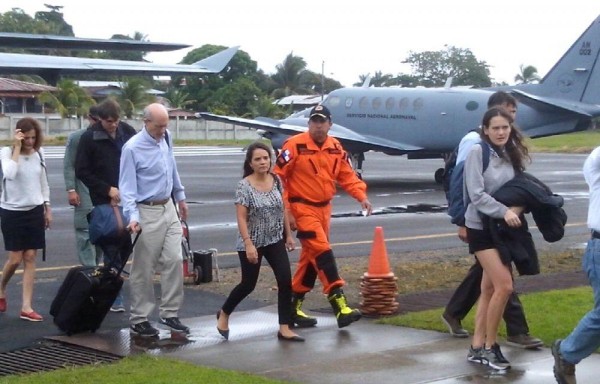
[201,14,600,183]
[0,32,239,84]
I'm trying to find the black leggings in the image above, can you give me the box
[222,239,292,325]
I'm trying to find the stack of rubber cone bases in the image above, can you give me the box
[360,226,400,316]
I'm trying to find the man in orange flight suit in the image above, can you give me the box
[275,104,373,328]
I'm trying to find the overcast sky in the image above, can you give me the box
[2,1,600,87]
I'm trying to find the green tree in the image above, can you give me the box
[180,45,261,112]
[514,64,541,84]
[402,45,491,87]
[270,52,313,98]
[247,96,288,119]
[0,8,38,36]
[117,78,155,118]
[34,4,73,36]
[207,77,263,116]
[0,6,74,57]
[37,79,95,117]
[354,71,393,87]
[100,32,148,61]
[163,88,196,109]
[300,70,342,96]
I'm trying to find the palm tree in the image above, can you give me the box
[163,88,196,109]
[514,64,541,84]
[117,78,155,118]
[270,52,312,98]
[37,79,95,117]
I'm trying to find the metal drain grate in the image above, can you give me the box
[0,341,122,377]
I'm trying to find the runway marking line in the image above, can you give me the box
[6,222,587,275]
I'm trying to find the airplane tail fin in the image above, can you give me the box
[193,46,240,73]
[535,15,600,104]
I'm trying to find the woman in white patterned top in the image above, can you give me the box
[217,142,304,341]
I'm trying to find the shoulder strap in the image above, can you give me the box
[36,150,46,169]
[481,142,491,173]
[272,173,282,193]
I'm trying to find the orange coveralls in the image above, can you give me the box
[275,132,367,295]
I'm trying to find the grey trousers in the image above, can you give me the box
[129,202,184,325]
[75,227,103,267]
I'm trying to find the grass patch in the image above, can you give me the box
[379,287,593,346]
[0,354,291,384]
[528,130,600,153]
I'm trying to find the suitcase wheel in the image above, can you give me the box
[194,266,202,285]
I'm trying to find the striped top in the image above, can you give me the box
[234,176,285,251]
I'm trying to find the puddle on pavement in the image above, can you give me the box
[332,203,447,218]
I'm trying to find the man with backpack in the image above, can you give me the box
[441,91,544,349]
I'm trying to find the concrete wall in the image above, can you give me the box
[0,115,260,141]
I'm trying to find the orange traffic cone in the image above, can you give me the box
[364,226,394,278]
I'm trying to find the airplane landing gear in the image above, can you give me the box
[349,152,365,179]
[434,167,445,184]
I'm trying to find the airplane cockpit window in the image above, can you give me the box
[399,97,409,110]
[359,97,369,109]
[385,97,395,110]
[413,98,424,110]
[327,96,341,108]
[466,101,479,111]
[345,97,353,108]
[372,97,382,110]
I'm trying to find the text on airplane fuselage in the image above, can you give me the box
[346,113,417,120]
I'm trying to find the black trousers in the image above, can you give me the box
[445,261,529,336]
[222,239,292,325]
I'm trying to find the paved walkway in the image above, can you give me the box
[0,269,594,382]
[49,303,599,384]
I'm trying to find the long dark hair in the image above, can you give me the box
[243,142,274,177]
[480,107,530,172]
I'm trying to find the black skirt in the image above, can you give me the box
[0,205,45,251]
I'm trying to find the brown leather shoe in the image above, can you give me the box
[441,312,469,338]
[506,334,544,349]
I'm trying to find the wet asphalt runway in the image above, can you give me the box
[31,148,592,271]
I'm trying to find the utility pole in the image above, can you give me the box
[321,60,325,101]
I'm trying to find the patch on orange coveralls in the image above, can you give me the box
[276,149,292,168]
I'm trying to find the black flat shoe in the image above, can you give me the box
[216,310,229,340]
[277,331,305,342]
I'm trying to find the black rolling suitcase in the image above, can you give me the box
[50,233,139,335]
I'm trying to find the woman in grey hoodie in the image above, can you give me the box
[464,107,530,370]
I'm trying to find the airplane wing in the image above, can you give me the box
[199,113,423,153]
[0,46,239,78]
[0,32,190,51]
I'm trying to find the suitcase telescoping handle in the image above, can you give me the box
[115,229,142,276]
